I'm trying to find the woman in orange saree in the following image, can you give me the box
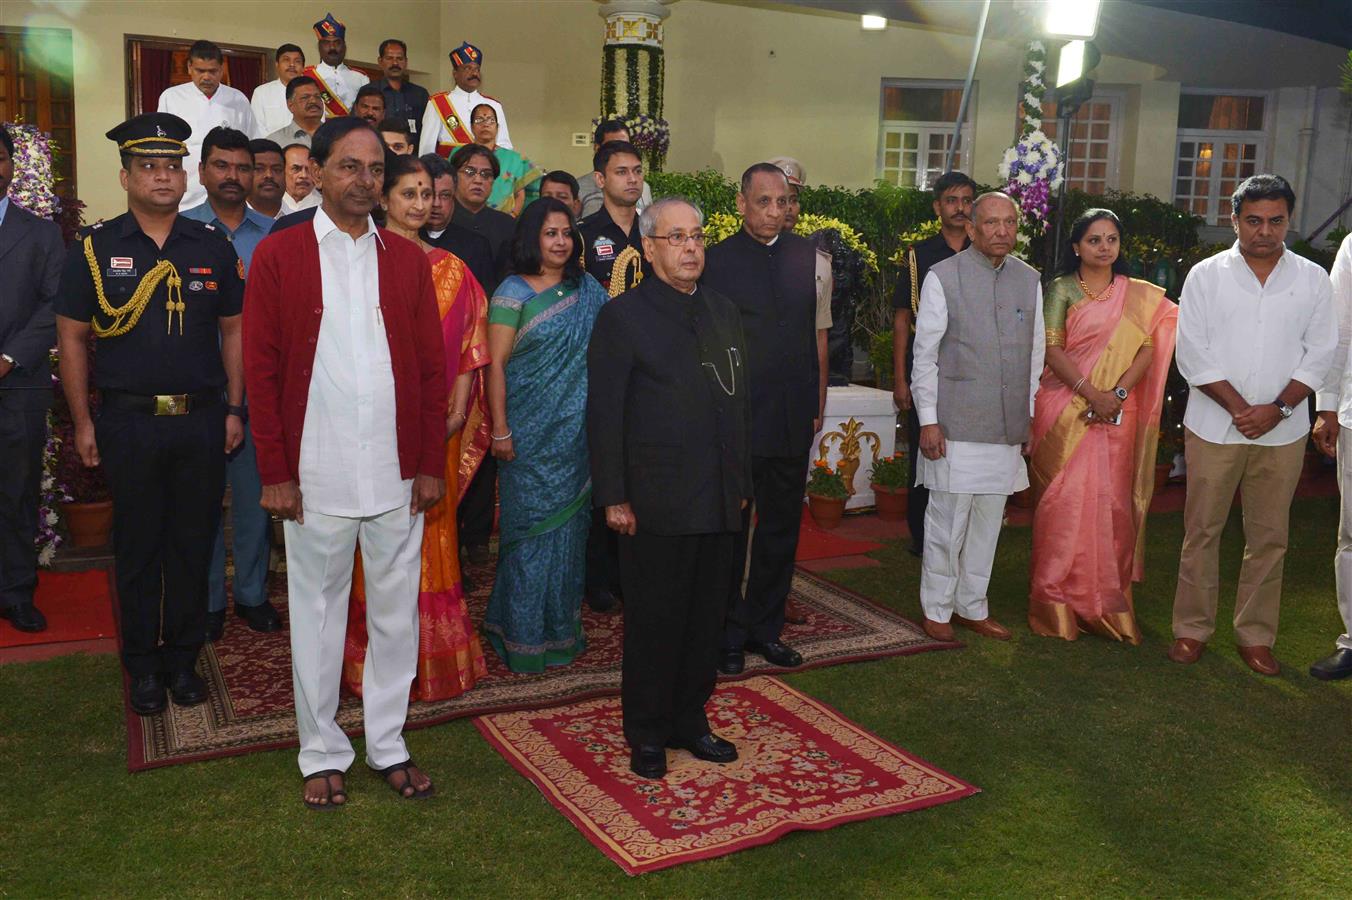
[342,155,489,700]
[1028,209,1178,644]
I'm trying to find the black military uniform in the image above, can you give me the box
[587,276,751,771]
[703,228,818,665]
[578,202,652,607]
[892,230,969,554]
[54,114,244,712]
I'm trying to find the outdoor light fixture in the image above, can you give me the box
[1056,39,1088,88]
[1044,0,1101,38]
[861,14,887,30]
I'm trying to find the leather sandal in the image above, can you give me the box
[373,759,435,800]
[302,769,347,812]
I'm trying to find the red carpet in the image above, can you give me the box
[0,569,115,649]
[794,506,884,561]
[475,675,979,875]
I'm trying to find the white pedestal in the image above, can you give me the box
[809,384,898,510]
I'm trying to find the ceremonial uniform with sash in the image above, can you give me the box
[54,115,245,707]
[578,205,650,297]
[892,230,968,553]
[418,42,514,157]
[305,14,368,116]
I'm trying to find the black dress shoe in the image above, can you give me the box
[205,610,226,643]
[718,648,745,675]
[630,745,666,779]
[1310,647,1352,681]
[130,673,167,716]
[168,669,208,706]
[235,600,283,633]
[0,601,47,633]
[585,589,619,613]
[669,733,738,764]
[745,640,803,668]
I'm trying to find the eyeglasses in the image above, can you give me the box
[651,231,707,247]
[471,116,497,125]
[458,166,495,181]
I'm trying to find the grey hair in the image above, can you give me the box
[639,196,704,237]
[972,191,1018,219]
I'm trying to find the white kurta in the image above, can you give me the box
[280,191,321,215]
[1177,243,1335,446]
[910,267,1045,495]
[156,81,258,210]
[250,79,292,136]
[418,86,513,155]
[311,61,368,110]
[1319,234,1352,651]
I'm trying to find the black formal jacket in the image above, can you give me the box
[892,230,969,383]
[0,203,64,409]
[587,277,752,536]
[701,228,818,458]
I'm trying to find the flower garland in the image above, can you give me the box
[996,42,1062,237]
[6,122,69,565]
[597,42,669,170]
[704,211,879,272]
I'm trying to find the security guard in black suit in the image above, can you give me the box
[891,171,976,557]
[587,197,751,780]
[54,113,246,716]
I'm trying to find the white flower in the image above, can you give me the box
[1016,170,1034,185]
[45,510,58,526]
[38,546,54,567]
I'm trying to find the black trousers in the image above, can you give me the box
[905,403,929,551]
[725,454,810,648]
[0,394,47,610]
[584,507,621,597]
[97,405,225,677]
[619,529,733,748]
[458,454,496,549]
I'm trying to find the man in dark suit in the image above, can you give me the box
[588,196,752,780]
[703,163,820,675]
[0,125,65,633]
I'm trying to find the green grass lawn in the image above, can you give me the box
[3,498,1350,897]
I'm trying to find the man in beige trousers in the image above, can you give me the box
[1171,174,1335,675]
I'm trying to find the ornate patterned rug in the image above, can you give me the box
[123,559,957,771]
[475,676,979,875]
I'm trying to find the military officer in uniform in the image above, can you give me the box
[891,170,976,557]
[55,113,246,716]
[578,139,652,612]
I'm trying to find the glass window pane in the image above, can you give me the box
[1091,122,1109,140]
[1178,93,1265,130]
[882,85,964,122]
[903,132,918,150]
[1180,141,1195,157]
[1196,159,1211,179]
[1176,179,1192,196]
[885,132,900,150]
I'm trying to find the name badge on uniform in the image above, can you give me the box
[593,236,615,260]
[408,118,417,133]
[106,256,137,277]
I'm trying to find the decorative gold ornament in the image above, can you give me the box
[816,417,881,496]
[608,246,644,297]
[82,236,185,337]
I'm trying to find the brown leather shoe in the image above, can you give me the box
[922,618,955,641]
[1238,644,1280,676]
[1167,638,1205,664]
[953,615,1012,640]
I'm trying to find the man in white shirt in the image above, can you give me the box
[912,192,1044,643]
[280,142,321,216]
[250,43,307,136]
[264,76,324,149]
[1310,231,1352,680]
[306,12,368,116]
[156,40,258,211]
[1172,174,1336,676]
[243,117,446,808]
[419,41,512,157]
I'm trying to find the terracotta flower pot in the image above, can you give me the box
[1155,462,1172,493]
[807,494,846,530]
[871,484,908,521]
[61,499,113,548]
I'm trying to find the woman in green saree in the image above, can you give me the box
[483,198,609,672]
[471,103,543,217]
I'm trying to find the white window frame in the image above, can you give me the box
[1040,88,1124,193]
[1173,88,1272,225]
[878,79,974,191]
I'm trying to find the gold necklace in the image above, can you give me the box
[1077,269,1112,302]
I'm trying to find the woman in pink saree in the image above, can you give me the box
[1028,209,1178,643]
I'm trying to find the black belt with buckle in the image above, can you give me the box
[101,389,222,416]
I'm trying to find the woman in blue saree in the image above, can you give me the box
[484,197,608,672]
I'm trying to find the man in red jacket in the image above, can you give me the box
[244,118,446,810]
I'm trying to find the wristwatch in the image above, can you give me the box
[1112,386,1128,401]
[226,404,247,419]
[1275,401,1294,419]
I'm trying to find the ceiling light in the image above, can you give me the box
[861,14,887,31]
[1044,0,1100,38]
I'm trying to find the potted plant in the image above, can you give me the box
[806,461,848,530]
[869,452,909,521]
[50,342,113,548]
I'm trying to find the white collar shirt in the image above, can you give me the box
[281,190,322,216]
[299,206,409,517]
[312,61,369,109]
[157,81,258,210]
[1316,233,1352,427]
[417,86,512,155]
[1177,242,1336,445]
[250,79,293,136]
